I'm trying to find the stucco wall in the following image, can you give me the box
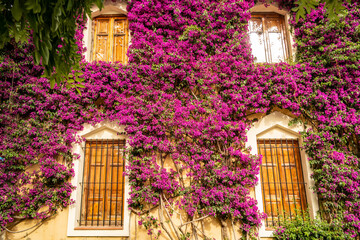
[6,207,275,240]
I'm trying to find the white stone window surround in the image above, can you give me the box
[67,122,130,237]
[82,1,129,62]
[246,111,319,238]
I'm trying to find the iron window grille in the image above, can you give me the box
[77,139,126,229]
[257,139,307,228]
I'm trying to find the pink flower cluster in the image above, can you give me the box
[0,0,360,237]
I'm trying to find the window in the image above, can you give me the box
[257,139,307,228]
[249,13,289,63]
[246,111,319,237]
[92,16,129,63]
[77,140,125,229]
[67,124,130,237]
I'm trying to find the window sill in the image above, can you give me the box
[67,227,129,237]
[265,227,275,231]
[75,226,123,230]
[259,228,274,238]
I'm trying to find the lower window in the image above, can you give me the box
[77,139,125,229]
[257,139,307,228]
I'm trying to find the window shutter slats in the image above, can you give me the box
[93,17,128,63]
[78,140,125,229]
[258,139,307,228]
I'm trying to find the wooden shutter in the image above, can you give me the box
[249,13,289,63]
[93,16,129,63]
[93,18,111,61]
[78,140,125,229]
[113,18,129,63]
[257,139,307,228]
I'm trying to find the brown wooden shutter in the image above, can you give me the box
[78,140,125,229]
[93,18,111,61]
[257,139,307,228]
[93,16,129,63]
[113,18,129,64]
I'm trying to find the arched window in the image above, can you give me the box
[67,123,130,237]
[246,111,319,236]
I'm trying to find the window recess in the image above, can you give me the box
[92,16,129,63]
[249,13,290,63]
[257,139,307,228]
[77,139,126,229]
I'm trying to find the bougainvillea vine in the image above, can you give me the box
[0,0,360,239]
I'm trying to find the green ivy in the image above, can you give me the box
[274,212,351,240]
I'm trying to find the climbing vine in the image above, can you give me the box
[0,0,360,239]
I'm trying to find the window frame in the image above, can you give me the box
[67,124,130,237]
[81,2,130,62]
[257,138,308,229]
[76,139,126,230]
[246,111,319,237]
[249,10,293,63]
[91,15,129,63]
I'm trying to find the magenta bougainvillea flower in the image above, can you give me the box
[0,0,360,238]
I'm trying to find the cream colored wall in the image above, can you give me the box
[7,208,127,240]
[5,2,297,239]
[6,209,275,240]
[4,122,263,240]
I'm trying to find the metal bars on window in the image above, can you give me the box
[257,139,307,228]
[78,139,125,229]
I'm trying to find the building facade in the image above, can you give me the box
[3,0,360,239]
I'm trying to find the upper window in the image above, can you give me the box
[249,13,289,63]
[257,138,307,228]
[92,16,129,63]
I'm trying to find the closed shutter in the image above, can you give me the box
[257,139,307,228]
[93,16,129,63]
[78,140,125,229]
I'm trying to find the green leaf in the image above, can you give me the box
[95,0,103,9]
[51,18,59,32]
[25,0,36,10]
[11,0,23,21]
[34,51,40,64]
[33,1,41,13]
[40,46,50,65]
[66,0,73,11]
[295,8,305,22]
[293,0,319,21]
[50,78,55,89]
[75,83,85,88]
